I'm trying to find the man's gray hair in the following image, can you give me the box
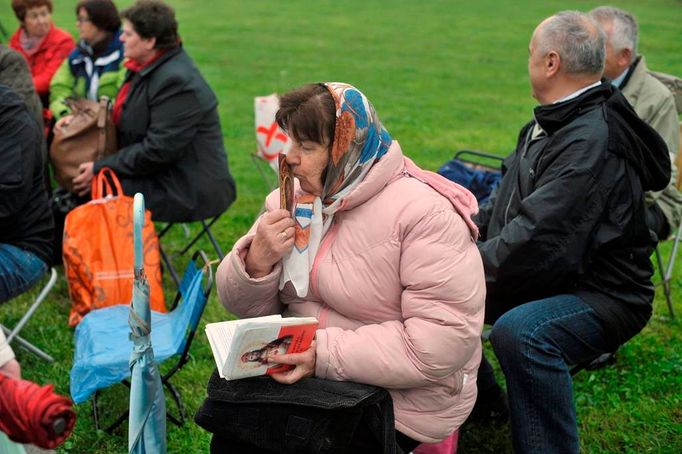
[589,6,638,64]
[537,11,606,75]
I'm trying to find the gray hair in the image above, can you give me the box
[589,6,638,64]
[537,11,606,75]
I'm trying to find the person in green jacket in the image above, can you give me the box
[49,0,125,124]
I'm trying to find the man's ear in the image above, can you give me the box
[618,48,633,68]
[546,50,560,77]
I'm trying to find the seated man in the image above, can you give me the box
[590,6,682,241]
[474,11,670,453]
[0,84,53,302]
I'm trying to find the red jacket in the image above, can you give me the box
[9,25,74,99]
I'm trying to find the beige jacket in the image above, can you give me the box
[622,56,682,234]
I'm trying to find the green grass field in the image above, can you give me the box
[1,0,681,452]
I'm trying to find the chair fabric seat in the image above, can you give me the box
[70,261,205,404]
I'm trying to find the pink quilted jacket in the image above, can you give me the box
[217,142,485,443]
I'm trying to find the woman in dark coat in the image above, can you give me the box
[72,0,236,223]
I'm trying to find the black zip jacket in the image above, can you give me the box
[0,84,53,264]
[476,82,670,349]
[94,46,236,223]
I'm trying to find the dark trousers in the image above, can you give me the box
[479,294,613,454]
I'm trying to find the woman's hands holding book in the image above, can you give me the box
[246,209,295,278]
[269,341,316,384]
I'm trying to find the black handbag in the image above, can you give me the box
[195,370,401,454]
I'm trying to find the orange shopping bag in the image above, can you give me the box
[63,168,166,327]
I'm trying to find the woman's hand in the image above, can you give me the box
[270,341,316,385]
[54,114,74,130]
[72,161,95,197]
[245,209,296,278]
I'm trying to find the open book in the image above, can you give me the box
[205,314,318,380]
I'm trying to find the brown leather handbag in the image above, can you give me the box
[49,97,118,192]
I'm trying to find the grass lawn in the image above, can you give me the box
[1,0,681,452]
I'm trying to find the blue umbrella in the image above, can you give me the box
[128,193,166,453]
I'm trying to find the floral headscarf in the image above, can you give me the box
[280,82,392,297]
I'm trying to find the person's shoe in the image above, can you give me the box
[585,351,616,371]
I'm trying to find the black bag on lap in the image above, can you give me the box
[195,370,401,454]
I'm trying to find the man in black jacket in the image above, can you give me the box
[0,84,53,303]
[0,81,53,384]
[474,11,670,453]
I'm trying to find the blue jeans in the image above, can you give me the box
[488,294,612,454]
[0,244,48,303]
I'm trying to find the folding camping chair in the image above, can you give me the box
[69,251,214,433]
[0,267,58,362]
[439,149,504,205]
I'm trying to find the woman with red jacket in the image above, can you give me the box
[9,0,74,107]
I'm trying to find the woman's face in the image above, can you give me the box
[76,8,104,44]
[121,20,156,63]
[23,6,51,38]
[286,139,330,196]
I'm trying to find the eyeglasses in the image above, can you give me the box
[76,16,91,24]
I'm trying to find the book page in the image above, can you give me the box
[205,322,237,378]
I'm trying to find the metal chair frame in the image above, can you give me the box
[90,251,214,433]
[158,215,224,287]
[453,149,505,171]
[653,220,681,319]
[1,267,58,362]
[251,152,278,192]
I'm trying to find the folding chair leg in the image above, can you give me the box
[663,283,675,320]
[91,389,129,433]
[177,217,224,259]
[251,153,278,192]
[92,390,129,433]
[6,268,58,343]
[662,223,682,319]
[164,379,186,427]
[3,268,58,361]
[159,217,223,289]
[104,410,129,434]
[655,247,676,319]
[92,391,101,431]
[202,219,224,259]
[0,326,54,362]
[160,244,181,288]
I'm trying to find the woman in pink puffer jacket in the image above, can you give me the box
[217,82,485,449]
